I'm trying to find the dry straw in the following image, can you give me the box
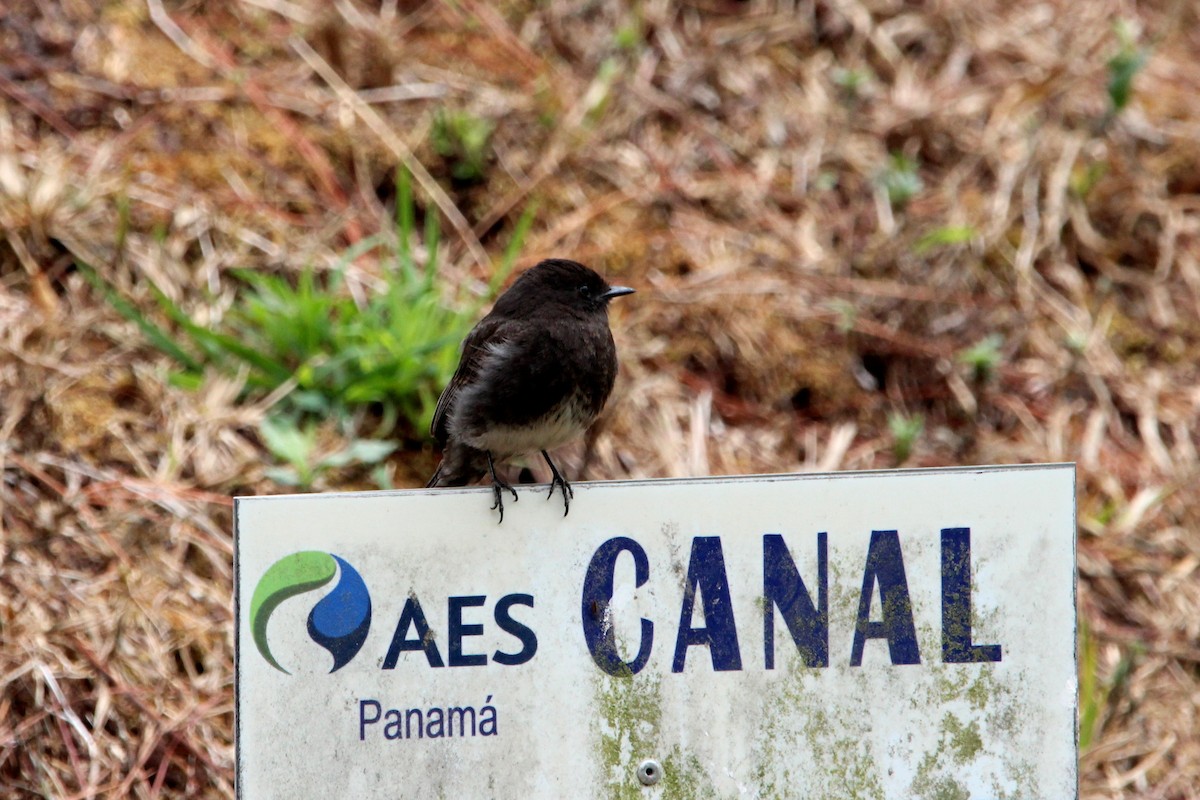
[2,0,1199,796]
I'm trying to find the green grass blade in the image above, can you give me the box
[488,201,537,299]
[396,165,415,281]
[146,282,294,385]
[76,260,203,372]
[332,234,387,275]
[423,206,441,291]
[914,225,976,255]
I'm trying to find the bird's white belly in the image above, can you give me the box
[466,396,591,457]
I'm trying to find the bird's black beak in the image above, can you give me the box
[599,286,635,301]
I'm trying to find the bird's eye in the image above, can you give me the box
[578,285,592,298]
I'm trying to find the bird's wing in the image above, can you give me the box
[430,315,513,444]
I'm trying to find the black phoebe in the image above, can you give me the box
[426,259,634,522]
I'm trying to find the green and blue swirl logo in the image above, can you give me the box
[250,552,372,674]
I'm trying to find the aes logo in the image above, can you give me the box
[250,552,372,674]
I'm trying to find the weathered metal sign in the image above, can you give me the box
[235,464,1076,798]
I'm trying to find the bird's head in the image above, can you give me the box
[497,258,635,315]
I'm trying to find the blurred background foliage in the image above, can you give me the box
[1,0,1198,797]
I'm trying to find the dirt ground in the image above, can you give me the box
[2,0,1199,797]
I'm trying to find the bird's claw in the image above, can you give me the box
[541,450,573,517]
[486,451,518,524]
[490,479,518,523]
[547,474,573,516]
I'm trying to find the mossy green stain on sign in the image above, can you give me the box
[751,659,886,799]
[943,714,983,764]
[660,746,707,800]
[592,671,721,799]
[594,670,663,800]
[909,713,978,800]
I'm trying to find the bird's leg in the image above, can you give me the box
[541,450,573,516]
[486,451,518,523]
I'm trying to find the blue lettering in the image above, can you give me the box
[941,528,1002,663]
[406,708,423,738]
[359,699,380,740]
[581,537,654,675]
[763,532,828,668]
[382,596,445,668]
[448,595,488,667]
[480,695,497,736]
[493,594,538,666]
[384,709,402,740]
[359,697,499,740]
[448,706,476,736]
[673,537,742,672]
[426,707,444,738]
[850,530,920,665]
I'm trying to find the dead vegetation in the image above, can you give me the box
[1,0,1199,796]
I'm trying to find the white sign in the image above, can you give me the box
[235,464,1076,798]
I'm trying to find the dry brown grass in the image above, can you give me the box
[2,0,1199,796]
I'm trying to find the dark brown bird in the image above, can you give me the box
[426,259,634,522]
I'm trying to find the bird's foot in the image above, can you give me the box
[487,452,518,524]
[541,450,573,517]
[490,479,518,523]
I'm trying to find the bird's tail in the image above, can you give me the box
[426,443,490,488]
